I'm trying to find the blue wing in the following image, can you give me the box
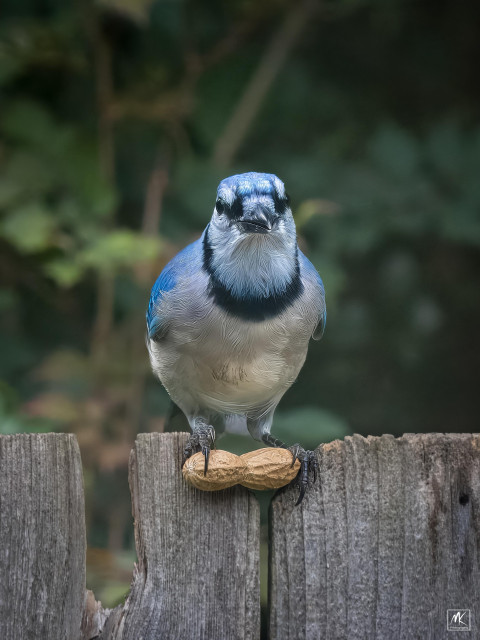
[298,250,326,341]
[313,307,327,341]
[146,239,200,340]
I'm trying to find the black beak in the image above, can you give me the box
[238,207,275,234]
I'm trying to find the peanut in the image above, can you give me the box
[182,447,300,492]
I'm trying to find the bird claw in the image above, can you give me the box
[288,444,318,506]
[183,425,216,475]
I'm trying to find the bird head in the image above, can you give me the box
[210,172,295,240]
[204,173,299,300]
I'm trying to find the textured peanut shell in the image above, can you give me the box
[240,448,300,490]
[182,447,300,492]
[182,449,245,490]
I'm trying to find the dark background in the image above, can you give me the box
[1,0,479,607]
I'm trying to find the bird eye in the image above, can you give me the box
[216,199,226,214]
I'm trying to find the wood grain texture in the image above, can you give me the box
[270,433,480,640]
[0,433,86,640]
[82,590,110,639]
[104,432,260,640]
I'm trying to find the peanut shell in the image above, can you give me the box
[182,449,245,491]
[241,447,300,490]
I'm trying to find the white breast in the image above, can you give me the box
[148,297,315,417]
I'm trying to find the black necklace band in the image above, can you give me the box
[203,224,303,321]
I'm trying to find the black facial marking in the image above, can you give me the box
[229,196,243,221]
[203,223,214,269]
[215,195,243,221]
[273,191,290,215]
[203,225,303,321]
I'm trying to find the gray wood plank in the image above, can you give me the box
[270,433,480,640]
[0,433,86,640]
[104,432,260,640]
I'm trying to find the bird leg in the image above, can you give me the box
[183,418,216,476]
[261,433,288,450]
[261,433,318,505]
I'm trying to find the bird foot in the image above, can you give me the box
[288,444,318,506]
[183,425,216,476]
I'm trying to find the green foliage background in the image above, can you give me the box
[1,0,479,608]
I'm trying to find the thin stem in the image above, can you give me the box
[213,0,318,167]
[90,16,116,372]
[127,152,170,431]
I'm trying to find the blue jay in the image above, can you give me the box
[147,172,326,504]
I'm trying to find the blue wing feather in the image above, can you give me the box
[146,239,200,339]
[313,308,327,341]
[298,250,326,341]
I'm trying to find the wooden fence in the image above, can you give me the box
[0,432,479,639]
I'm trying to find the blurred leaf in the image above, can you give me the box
[25,392,79,422]
[0,381,19,416]
[98,0,156,23]
[2,100,61,149]
[0,151,55,205]
[0,415,28,434]
[32,349,90,384]
[272,407,352,450]
[63,144,117,219]
[0,381,56,434]
[45,258,85,287]
[0,203,56,252]
[0,179,24,209]
[295,198,340,229]
[80,230,162,272]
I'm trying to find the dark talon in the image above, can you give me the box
[288,445,318,505]
[262,434,318,505]
[290,444,300,468]
[202,445,210,476]
[208,425,216,450]
[182,420,216,475]
[295,479,307,506]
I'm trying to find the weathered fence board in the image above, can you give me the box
[269,433,480,640]
[2,431,479,640]
[0,433,86,640]
[104,432,260,640]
